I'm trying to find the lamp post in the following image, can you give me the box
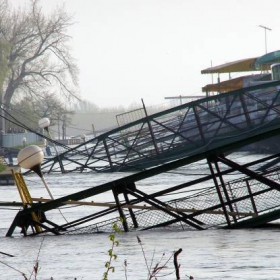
[38,117,65,173]
[22,137,26,147]
[81,134,86,143]
[17,145,69,225]
[81,134,88,155]
[38,117,50,132]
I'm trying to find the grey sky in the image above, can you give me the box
[18,0,280,107]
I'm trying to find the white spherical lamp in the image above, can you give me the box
[18,145,54,199]
[17,145,44,176]
[38,118,50,129]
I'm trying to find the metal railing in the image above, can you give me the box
[40,80,280,173]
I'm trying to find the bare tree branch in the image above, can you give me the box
[0,0,79,119]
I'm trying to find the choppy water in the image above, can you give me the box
[1,153,280,279]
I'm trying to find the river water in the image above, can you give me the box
[1,153,280,279]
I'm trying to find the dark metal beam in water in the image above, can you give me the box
[7,142,280,236]
[15,136,280,216]
[226,208,280,229]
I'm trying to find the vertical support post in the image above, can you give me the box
[54,153,65,174]
[239,94,251,127]
[103,139,114,171]
[112,189,129,232]
[193,107,205,143]
[57,113,60,140]
[92,124,96,138]
[245,179,258,215]
[45,128,65,173]
[62,115,66,140]
[213,159,237,223]
[11,171,42,234]
[207,158,231,226]
[123,191,138,229]
[141,99,160,156]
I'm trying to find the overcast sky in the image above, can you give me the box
[20,0,280,108]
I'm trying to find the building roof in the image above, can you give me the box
[202,74,271,93]
[201,57,259,74]
[254,50,280,70]
[202,76,244,92]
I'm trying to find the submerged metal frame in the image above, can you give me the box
[7,146,280,236]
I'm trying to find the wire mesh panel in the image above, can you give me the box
[62,167,280,235]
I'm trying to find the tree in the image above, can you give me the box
[7,97,39,132]
[0,39,10,95]
[9,93,74,138]
[34,92,74,139]
[0,0,78,132]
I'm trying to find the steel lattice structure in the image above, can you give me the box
[7,152,280,236]
[64,165,280,234]
[40,80,280,173]
[7,80,280,237]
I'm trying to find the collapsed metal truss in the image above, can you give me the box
[7,149,280,236]
[7,80,280,236]
[57,154,280,233]
[40,80,280,173]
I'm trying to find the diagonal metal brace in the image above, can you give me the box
[216,155,280,191]
[125,188,205,230]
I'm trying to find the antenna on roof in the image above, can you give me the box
[259,25,272,54]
